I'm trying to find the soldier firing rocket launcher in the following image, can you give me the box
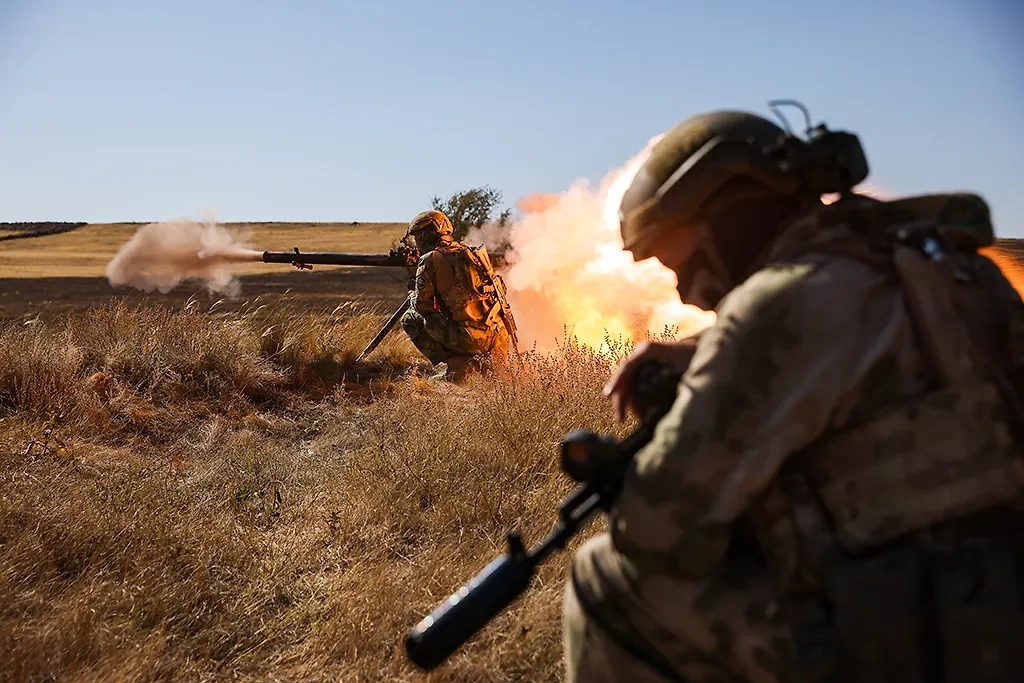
[260,243,510,361]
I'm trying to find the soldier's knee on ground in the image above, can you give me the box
[401,310,451,366]
[400,309,424,346]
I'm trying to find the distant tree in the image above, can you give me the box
[430,186,512,242]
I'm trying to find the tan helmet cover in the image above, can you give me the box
[408,210,454,238]
[619,111,800,262]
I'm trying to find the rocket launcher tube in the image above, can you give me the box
[260,246,507,270]
[261,246,420,270]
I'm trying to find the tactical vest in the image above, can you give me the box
[431,242,509,333]
[745,193,1024,681]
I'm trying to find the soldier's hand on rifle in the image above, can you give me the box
[603,337,700,423]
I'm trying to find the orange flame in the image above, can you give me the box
[515,193,562,214]
[480,137,716,353]
[477,159,1024,354]
[981,246,1024,298]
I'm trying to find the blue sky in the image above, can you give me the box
[1,1,1021,235]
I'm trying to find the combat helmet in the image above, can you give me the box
[407,210,454,238]
[619,103,869,307]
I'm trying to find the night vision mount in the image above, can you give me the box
[764,99,870,198]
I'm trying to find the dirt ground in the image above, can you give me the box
[0,268,412,322]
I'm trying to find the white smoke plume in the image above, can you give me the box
[467,137,716,352]
[106,216,262,297]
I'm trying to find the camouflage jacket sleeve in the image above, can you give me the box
[412,254,436,315]
[609,254,912,578]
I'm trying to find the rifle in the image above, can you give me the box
[403,361,683,671]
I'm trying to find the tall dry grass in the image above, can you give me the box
[0,300,656,682]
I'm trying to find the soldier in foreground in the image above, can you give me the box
[400,209,518,381]
[563,108,1024,681]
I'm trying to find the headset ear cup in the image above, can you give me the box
[781,129,871,196]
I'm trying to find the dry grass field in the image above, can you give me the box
[2,222,1024,682]
[0,221,649,682]
[0,299,641,683]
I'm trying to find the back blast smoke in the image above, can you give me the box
[106,216,262,297]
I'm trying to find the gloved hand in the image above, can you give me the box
[603,335,701,423]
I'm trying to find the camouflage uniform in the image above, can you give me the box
[565,112,1024,682]
[399,211,516,380]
